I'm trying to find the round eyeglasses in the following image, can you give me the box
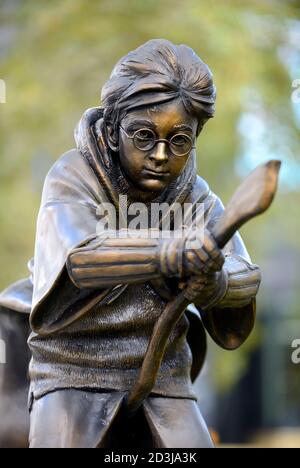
[120,126,195,157]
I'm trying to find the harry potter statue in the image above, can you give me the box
[0,39,277,448]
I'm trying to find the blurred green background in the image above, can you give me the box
[0,0,299,445]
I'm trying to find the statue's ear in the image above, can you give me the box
[105,122,119,152]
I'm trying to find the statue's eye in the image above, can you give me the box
[134,129,155,150]
[170,134,193,156]
[135,129,155,141]
[171,134,190,146]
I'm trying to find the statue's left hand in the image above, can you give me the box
[179,270,226,306]
[183,229,225,278]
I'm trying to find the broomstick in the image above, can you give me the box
[126,159,281,414]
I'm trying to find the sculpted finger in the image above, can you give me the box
[209,252,225,272]
[214,250,225,269]
[186,251,203,274]
[202,229,218,256]
[193,247,210,264]
[201,258,215,274]
[202,233,225,271]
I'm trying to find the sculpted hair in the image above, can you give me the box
[101,39,216,136]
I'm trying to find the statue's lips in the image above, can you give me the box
[143,168,170,177]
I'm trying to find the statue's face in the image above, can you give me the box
[118,99,198,193]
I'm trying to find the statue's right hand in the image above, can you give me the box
[183,229,225,278]
[158,229,224,280]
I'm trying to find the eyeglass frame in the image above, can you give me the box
[119,125,196,157]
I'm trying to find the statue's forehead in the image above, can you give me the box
[124,100,197,131]
[146,105,160,114]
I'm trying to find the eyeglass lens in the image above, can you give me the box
[133,128,193,156]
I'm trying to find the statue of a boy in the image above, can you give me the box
[0,39,261,448]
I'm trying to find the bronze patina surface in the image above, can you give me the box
[0,39,279,448]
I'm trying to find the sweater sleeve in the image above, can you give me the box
[67,233,183,289]
[194,193,261,350]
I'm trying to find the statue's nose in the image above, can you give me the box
[150,141,168,163]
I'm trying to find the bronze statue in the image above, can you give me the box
[0,39,280,448]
